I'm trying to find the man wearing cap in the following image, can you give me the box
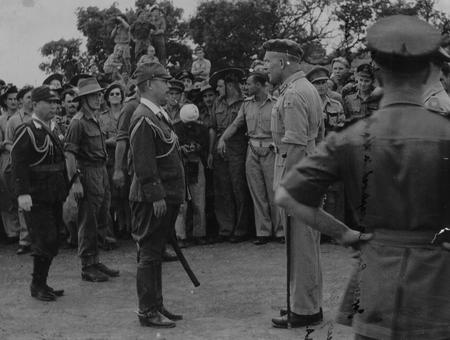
[263,38,324,328]
[164,79,184,123]
[209,67,251,243]
[343,64,378,120]
[43,74,64,91]
[218,72,282,245]
[275,15,450,340]
[128,62,185,327]
[191,47,211,80]
[11,86,69,301]
[177,70,194,103]
[173,104,209,245]
[64,77,119,282]
[199,84,216,127]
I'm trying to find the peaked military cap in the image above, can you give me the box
[209,67,245,88]
[367,15,445,59]
[200,84,215,95]
[133,62,172,84]
[356,63,374,78]
[262,39,303,59]
[176,70,194,81]
[168,79,185,93]
[31,86,60,103]
[306,66,330,83]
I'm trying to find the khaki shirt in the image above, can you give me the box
[228,95,274,140]
[64,109,108,164]
[271,70,322,153]
[343,90,379,119]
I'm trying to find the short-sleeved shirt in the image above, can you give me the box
[198,105,213,128]
[0,112,15,153]
[114,25,130,45]
[64,109,108,164]
[210,96,246,151]
[343,90,379,119]
[228,95,275,140]
[149,16,166,36]
[271,70,322,152]
[5,110,32,147]
[191,58,211,78]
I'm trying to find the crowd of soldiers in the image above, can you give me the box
[0,11,449,339]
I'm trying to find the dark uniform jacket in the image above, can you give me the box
[11,117,69,203]
[128,99,185,204]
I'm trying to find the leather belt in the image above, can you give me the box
[370,228,439,248]
[30,162,65,172]
[249,139,273,148]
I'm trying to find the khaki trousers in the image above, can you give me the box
[274,152,323,315]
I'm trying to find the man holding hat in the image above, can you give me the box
[164,79,184,123]
[263,38,324,328]
[64,77,119,282]
[128,62,185,327]
[11,86,69,301]
[274,15,450,340]
[343,63,378,120]
[191,47,211,80]
[209,67,251,243]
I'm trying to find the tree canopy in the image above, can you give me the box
[40,0,450,76]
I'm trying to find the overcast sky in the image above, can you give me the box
[1,0,449,87]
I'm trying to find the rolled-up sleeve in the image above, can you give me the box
[281,132,341,207]
[281,91,308,145]
[64,119,83,155]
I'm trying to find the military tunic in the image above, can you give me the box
[271,70,323,315]
[281,90,450,339]
[11,116,69,258]
[129,98,185,313]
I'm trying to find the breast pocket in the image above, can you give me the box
[84,127,103,155]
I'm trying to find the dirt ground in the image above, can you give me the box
[0,240,356,340]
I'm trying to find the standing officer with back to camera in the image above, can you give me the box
[275,15,450,340]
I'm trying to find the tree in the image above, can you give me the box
[189,0,332,70]
[39,38,88,80]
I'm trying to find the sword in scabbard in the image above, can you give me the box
[168,233,200,287]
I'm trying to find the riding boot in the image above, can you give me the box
[30,256,56,301]
[136,263,159,314]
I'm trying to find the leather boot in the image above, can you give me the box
[137,310,176,328]
[155,262,182,321]
[30,256,56,302]
[95,262,120,277]
[81,265,109,282]
[44,258,64,297]
[136,264,159,314]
